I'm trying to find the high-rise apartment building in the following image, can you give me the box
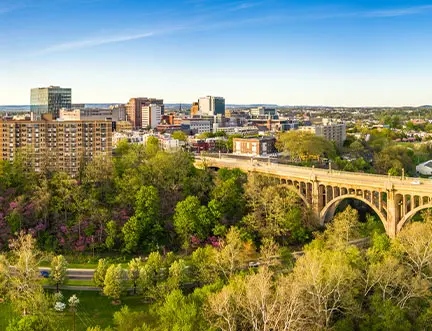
[141,104,162,129]
[0,114,112,176]
[126,98,164,128]
[30,86,72,119]
[299,120,346,146]
[198,96,225,116]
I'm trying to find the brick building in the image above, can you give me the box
[233,137,276,157]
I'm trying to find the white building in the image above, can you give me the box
[198,96,225,116]
[182,119,212,134]
[416,160,432,176]
[142,104,162,129]
[216,126,259,135]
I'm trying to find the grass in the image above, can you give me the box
[0,290,150,330]
[41,279,96,287]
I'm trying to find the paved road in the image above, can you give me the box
[39,267,94,280]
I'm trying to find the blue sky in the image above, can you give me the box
[1,0,432,106]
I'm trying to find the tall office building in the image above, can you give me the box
[0,114,112,176]
[142,104,162,129]
[30,86,72,119]
[126,98,164,129]
[198,96,225,116]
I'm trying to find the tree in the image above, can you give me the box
[138,251,164,300]
[122,216,141,253]
[172,131,187,142]
[210,169,247,222]
[122,186,161,253]
[288,247,360,329]
[243,184,309,243]
[215,227,254,279]
[8,232,45,316]
[93,258,109,289]
[105,220,117,251]
[49,255,68,292]
[276,131,336,161]
[0,254,10,298]
[128,258,143,295]
[68,294,79,331]
[158,289,204,331]
[190,246,218,285]
[174,196,215,249]
[113,305,148,331]
[103,264,127,302]
[322,206,361,249]
[394,219,432,279]
[167,259,188,291]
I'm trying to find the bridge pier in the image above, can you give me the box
[385,185,398,238]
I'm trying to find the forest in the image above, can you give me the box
[1,139,432,330]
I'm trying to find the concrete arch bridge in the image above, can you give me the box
[196,156,432,237]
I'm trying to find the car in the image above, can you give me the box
[411,180,422,185]
[40,271,49,278]
[248,261,261,268]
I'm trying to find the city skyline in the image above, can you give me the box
[2,0,432,106]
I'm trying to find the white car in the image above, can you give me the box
[411,180,422,185]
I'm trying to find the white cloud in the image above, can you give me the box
[365,5,432,18]
[35,32,154,54]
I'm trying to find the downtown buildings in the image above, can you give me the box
[126,97,164,129]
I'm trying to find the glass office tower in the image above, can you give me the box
[31,86,72,119]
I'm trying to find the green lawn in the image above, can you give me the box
[0,290,150,330]
[41,279,96,287]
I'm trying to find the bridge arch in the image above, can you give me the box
[320,194,388,231]
[397,202,432,232]
[279,183,311,210]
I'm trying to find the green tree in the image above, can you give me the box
[276,131,336,161]
[172,131,187,142]
[157,289,204,331]
[103,264,127,302]
[167,259,188,291]
[113,306,148,331]
[93,258,109,289]
[128,258,143,295]
[173,196,215,249]
[105,220,117,251]
[49,255,68,292]
[122,186,161,253]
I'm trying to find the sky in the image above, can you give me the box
[1,0,432,106]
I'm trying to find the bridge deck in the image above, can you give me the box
[197,156,432,194]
